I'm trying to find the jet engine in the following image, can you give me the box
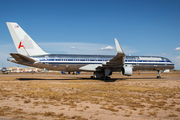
[122,65,132,76]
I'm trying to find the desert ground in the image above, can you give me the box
[0,71,180,120]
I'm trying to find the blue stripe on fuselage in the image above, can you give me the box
[40,59,171,63]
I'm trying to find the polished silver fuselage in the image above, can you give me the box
[9,54,174,72]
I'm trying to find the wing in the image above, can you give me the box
[96,38,126,71]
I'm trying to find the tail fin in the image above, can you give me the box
[6,22,48,56]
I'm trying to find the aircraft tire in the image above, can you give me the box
[157,76,161,79]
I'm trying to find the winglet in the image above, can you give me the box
[115,38,124,54]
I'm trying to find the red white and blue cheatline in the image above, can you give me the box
[14,25,19,28]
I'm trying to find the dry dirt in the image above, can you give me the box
[0,71,180,120]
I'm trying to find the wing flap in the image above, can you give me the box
[79,64,102,71]
[100,53,125,70]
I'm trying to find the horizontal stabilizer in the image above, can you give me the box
[10,53,35,63]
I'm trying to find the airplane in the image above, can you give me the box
[1,67,8,74]
[6,22,175,79]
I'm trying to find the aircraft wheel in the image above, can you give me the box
[101,76,111,80]
[90,76,94,79]
[157,76,161,79]
[99,77,105,80]
[107,77,111,80]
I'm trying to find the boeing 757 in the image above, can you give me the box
[6,22,175,79]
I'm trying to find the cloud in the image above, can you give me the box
[71,47,76,49]
[175,47,180,51]
[177,56,180,59]
[101,46,114,50]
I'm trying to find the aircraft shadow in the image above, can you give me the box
[17,78,79,81]
[16,77,119,82]
[119,77,161,79]
[80,78,118,82]
[17,77,160,82]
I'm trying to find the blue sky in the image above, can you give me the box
[0,0,180,69]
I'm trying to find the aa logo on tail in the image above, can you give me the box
[17,35,34,49]
[18,42,25,49]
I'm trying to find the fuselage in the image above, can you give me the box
[8,54,175,72]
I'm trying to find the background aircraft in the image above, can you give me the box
[1,67,8,74]
[6,22,174,79]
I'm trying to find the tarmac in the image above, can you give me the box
[0,71,180,120]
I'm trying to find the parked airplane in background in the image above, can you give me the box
[61,71,81,75]
[1,67,8,74]
[6,22,175,79]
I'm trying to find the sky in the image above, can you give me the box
[0,0,180,69]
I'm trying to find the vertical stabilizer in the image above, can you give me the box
[6,22,48,56]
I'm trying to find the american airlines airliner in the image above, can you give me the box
[6,22,174,79]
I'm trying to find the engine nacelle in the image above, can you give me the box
[122,65,132,76]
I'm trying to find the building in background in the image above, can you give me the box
[6,66,61,73]
[6,66,41,73]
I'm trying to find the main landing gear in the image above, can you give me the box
[91,76,111,80]
[90,70,112,80]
